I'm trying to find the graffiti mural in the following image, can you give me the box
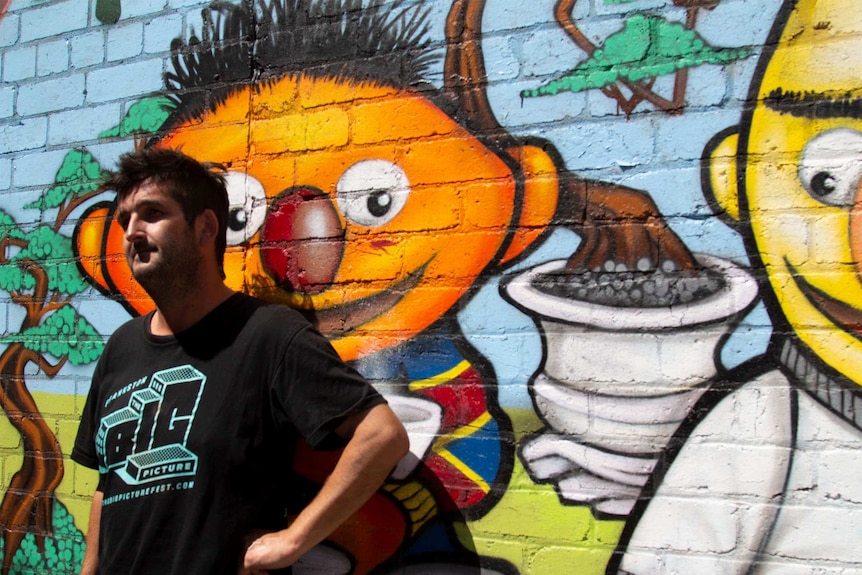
[0,150,105,573]
[521,0,751,115]
[612,0,862,571]
[0,0,860,573]
[75,0,698,570]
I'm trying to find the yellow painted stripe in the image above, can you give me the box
[409,359,471,392]
[432,411,493,493]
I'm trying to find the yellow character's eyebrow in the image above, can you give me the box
[764,87,862,119]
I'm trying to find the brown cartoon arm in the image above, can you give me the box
[557,173,698,273]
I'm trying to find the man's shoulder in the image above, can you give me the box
[224,293,316,340]
[104,312,150,344]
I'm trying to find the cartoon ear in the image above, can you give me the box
[74,201,155,317]
[702,126,742,224]
[497,144,560,265]
[74,202,114,293]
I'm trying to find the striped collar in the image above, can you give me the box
[777,336,862,431]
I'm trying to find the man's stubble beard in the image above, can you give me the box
[133,232,205,307]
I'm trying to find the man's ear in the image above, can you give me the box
[197,209,220,246]
[702,126,742,224]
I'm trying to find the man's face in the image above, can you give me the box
[739,0,862,384]
[116,181,203,301]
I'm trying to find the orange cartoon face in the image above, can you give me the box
[79,74,559,360]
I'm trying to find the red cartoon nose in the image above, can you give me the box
[260,187,345,294]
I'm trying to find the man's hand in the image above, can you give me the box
[239,403,408,574]
[240,530,299,574]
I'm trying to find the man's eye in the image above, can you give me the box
[799,128,862,207]
[116,213,130,229]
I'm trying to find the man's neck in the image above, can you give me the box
[150,282,235,336]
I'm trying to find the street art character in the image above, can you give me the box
[74,0,696,572]
[613,0,862,571]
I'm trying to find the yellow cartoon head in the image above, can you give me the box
[705,0,862,385]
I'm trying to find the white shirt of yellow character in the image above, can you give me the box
[705,0,862,387]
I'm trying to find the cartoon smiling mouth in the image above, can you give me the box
[788,259,862,341]
[305,262,430,338]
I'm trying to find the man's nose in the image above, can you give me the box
[122,213,143,242]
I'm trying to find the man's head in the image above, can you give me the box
[102,148,229,277]
[704,0,862,385]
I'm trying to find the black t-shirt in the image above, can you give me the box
[72,293,384,575]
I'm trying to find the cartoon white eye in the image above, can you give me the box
[336,160,410,227]
[223,171,267,246]
[799,128,862,207]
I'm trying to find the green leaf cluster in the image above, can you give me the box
[0,220,87,296]
[1,305,104,365]
[0,499,85,574]
[25,149,107,211]
[100,96,175,139]
[522,14,751,98]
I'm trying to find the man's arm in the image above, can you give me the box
[241,403,408,573]
[80,490,102,575]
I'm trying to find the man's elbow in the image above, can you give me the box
[390,417,410,460]
[377,406,409,461]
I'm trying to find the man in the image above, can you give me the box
[71,148,409,575]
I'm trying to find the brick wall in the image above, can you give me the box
[1,0,860,573]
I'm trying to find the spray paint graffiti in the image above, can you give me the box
[71,0,699,571]
[0,151,105,573]
[95,0,121,25]
[611,0,862,571]
[523,0,750,116]
[2,0,861,573]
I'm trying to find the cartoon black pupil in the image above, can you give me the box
[367,190,392,217]
[229,207,248,231]
[810,171,837,197]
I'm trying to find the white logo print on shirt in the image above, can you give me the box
[96,365,206,487]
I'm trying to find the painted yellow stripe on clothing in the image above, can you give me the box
[408,359,471,392]
[432,411,493,493]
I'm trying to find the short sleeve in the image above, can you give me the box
[270,323,384,449]
[71,358,105,470]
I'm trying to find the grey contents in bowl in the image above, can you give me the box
[534,259,726,308]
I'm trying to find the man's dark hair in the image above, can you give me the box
[101,148,230,277]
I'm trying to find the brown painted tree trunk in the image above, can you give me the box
[0,342,64,575]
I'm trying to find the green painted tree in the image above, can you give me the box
[0,94,173,575]
[0,149,106,574]
[523,14,749,98]
[530,0,748,115]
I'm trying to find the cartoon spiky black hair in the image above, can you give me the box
[162,0,438,128]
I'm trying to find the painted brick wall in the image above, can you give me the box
[1,0,860,573]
